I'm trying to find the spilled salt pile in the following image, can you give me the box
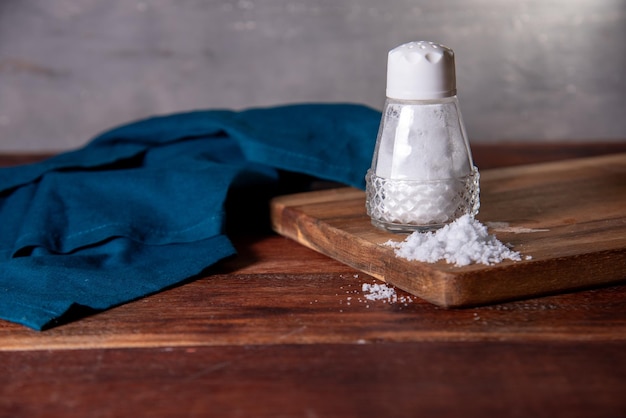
[385,214,523,267]
[362,283,397,302]
[361,283,413,304]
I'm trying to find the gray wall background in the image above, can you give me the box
[1,0,625,151]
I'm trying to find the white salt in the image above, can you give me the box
[371,103,475,225]
[385,214,523,266]
[362,283,398,302]
[375,103,471,180]
[361,283,414,305]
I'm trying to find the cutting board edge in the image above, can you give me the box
[479,151,626,181]
[273,203,626,307]
[270,195,626,309]
[441,248,626,307]
[271,196,472,307]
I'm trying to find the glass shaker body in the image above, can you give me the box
[365,96,480,232]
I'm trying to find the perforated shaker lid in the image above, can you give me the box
[386,41,456,100]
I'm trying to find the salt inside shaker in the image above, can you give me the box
[365,41,480,232]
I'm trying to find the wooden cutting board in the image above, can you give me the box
[270,153,626,308]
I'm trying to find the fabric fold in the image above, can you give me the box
[0,103,380,330]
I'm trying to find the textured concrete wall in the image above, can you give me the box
[1,0,625,151]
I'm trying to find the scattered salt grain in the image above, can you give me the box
[385,214,523,266]
[362,283,397,302]
[361,283,413,305]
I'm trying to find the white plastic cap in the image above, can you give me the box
[386,41,457,100]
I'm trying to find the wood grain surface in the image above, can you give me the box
[2,342,625,418]
[1,143,625,418]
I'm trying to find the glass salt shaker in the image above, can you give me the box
[365,41,480,233]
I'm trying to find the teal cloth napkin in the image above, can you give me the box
[0,103,380,330]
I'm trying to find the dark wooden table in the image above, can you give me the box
[1,143,626,418]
